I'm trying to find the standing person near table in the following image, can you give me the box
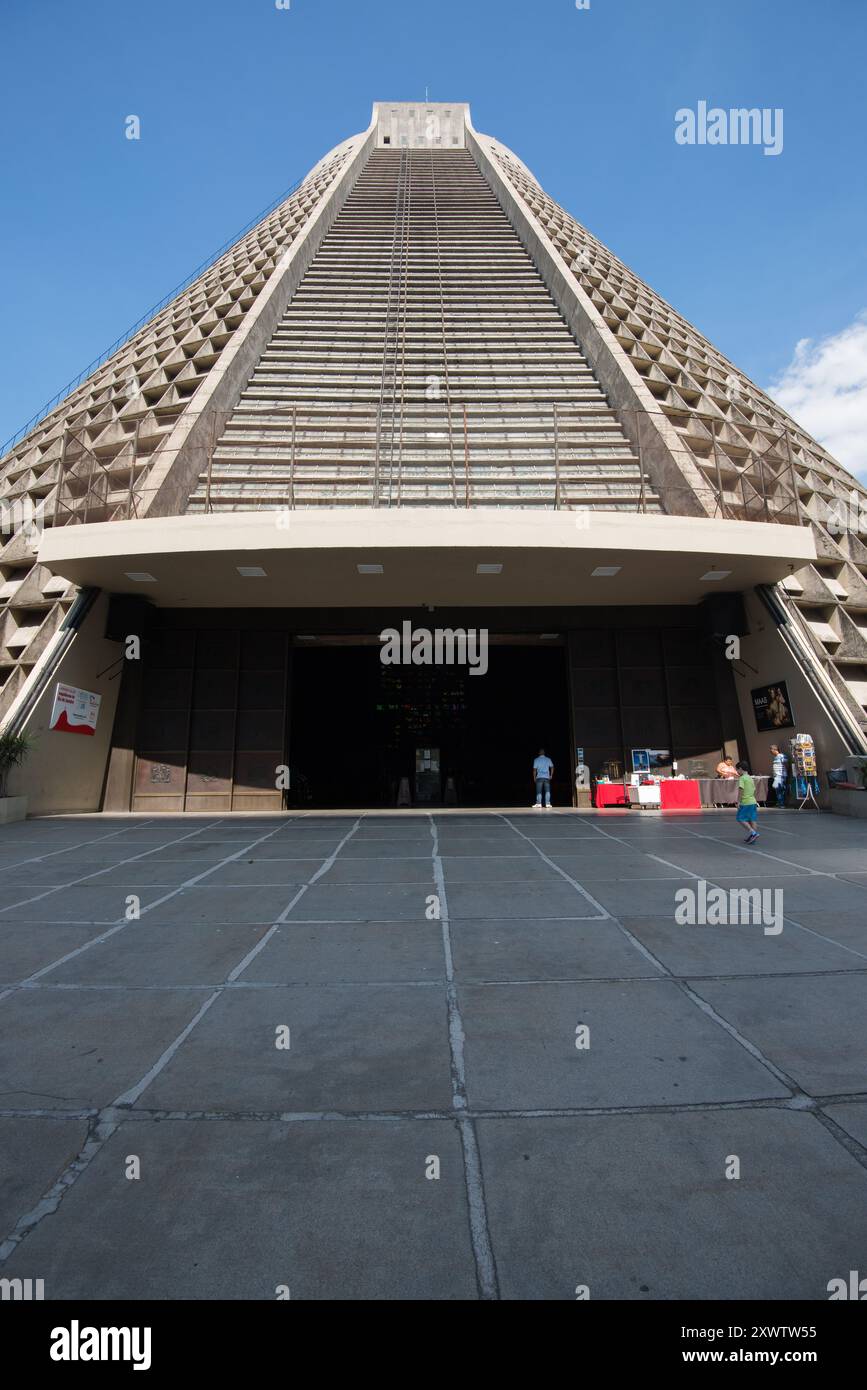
[532,748,554,809]
[769,744,788,808]
[716,755,738,779]
[735,761,760,844]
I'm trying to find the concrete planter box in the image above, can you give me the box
[0,795,27,825]
[829,787,867,819]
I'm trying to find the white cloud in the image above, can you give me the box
[767,312,867,486]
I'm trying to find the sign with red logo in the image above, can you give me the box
[49,683,101,736]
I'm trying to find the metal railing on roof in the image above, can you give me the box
[27,401,807,529]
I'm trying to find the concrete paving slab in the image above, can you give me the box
[202,859,330,886]
[618,915,863,976]
[445,882,603,919]
[449,918,662,982]
[690,974,867,1095]
[792,853,867,873]
[476,1109,867,1299]
[0,861,130,886]
[141,839,297,859]
[458,979,787,1109]
[429,839,527,857]
[59,845,232,867]
[0,922,111,980]
[824,1103,867,1148]
[785,911,867,948]
[598,850,817,878]
[0,988,207,1107]
[75,861,216,887]
[143,886,306,925]
[0,1116,90,1237]
[140,984,453,1113]
[0,1117,478,1299]
[240,920,444,984]
[0,885,169,924]
[349,827,431,841]
[545,856,692,880]
[317,859,435,885]
[234,838,348,859]
[711,876,867,912]
[441,856,561,883]
[285,883,429,921]
[46,922,272,986]
[553,878,697,917]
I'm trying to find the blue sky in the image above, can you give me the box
[2,0,865,476]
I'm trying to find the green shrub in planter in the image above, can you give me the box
[0,730,34,798]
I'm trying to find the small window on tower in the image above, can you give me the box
[383,136,391,145]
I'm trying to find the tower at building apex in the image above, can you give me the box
[371,100,471,149]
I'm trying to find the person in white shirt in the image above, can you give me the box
[770,744,788,808]
[532,749,554,808]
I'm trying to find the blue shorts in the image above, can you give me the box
[736,804,758,823]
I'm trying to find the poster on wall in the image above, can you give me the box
[49,683,101,736]
[751,681,794,733]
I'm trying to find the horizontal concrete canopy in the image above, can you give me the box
[39,509,816,608]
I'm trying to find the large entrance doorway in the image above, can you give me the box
[288,642,571,808]
[111,607,735,813]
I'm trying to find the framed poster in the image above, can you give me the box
[647,749,671,770]
[49,683,101,736]
[631,749,650,773]
[752,681,794,733]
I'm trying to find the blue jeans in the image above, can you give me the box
[535,777,551,806]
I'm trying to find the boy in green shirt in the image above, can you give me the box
[735,760,759,844]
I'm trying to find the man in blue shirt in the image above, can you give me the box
[532,748,554,809]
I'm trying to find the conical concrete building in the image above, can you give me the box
[2,102,865,813]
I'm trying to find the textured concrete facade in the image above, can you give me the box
[2,100,866,747]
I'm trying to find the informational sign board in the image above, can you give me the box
[49,683,101,736]
[752,681,794,733]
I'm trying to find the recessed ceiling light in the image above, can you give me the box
[124,572,156,583]
[237,566,266,578]
[700,570,732,582]
[476,563,503,575]
[591,566,621,578]
[357,563,384,575]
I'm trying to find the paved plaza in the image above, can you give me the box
[0,806,865,1300]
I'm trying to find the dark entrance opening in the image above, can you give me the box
[288,643,571,808]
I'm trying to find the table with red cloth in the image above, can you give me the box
[659,779,701,810]
[594,783,629,808]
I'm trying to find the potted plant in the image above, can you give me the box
[0,729,33,824]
